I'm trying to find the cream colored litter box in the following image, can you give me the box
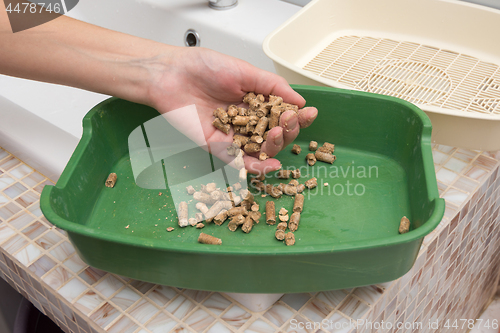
[263,0,500,151]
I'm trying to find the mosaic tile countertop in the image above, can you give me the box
[0,145,499,333]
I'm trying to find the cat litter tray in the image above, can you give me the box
[40,86,444,293]
[263,0,500,151]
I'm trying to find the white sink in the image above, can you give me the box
[70,0,300,73]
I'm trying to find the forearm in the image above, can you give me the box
[0,5,177,106]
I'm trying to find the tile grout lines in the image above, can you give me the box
[1,145,500,333]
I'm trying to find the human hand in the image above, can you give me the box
[146,47,318,174]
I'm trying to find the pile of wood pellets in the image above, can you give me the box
[182,182,260,231]
[213,92,299,161]
[296,141,336,166]
[182,171,319,246]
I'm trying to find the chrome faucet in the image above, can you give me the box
[208,0,238,10]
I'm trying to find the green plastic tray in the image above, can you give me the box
[40,86,444,293]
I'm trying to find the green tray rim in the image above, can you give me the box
[40,86,445,256]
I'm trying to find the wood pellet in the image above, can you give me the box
[186,185,196,194]
[322,142,335,153]
[239,168,247,182]
[249,211,261,222]
[306,153,316,166]
[203,183,217,193]
[240,189,254,203]
[214,210,228,226]
[275,222,287,241]
[285,232,295,246]
[265,184,282,198]
[228,206,248,216]
[233,135,249,148]
[226,143,240,156]
[275,229,286,241]
[198,233,222,245]
[399,216,410,234]
[279,214,289,222]
[212,118,230,134]
[305,177,318,189]
[178,202,188,227]
[259,152,269,161]
[105,173,117,188]
[293,194,304,213]
[266,201,276,225]
[205,200,231,221]
[194,192,216,205]
[196,202,209,216]
[291,144,301,154]
[244,142,261,154]
[211,191,225,202]
[289,212,300,232]
[228,214,245,232]
[315,150,336,164]
[283,184,297,196]
[242,215,254,233]
[277,170,291,179]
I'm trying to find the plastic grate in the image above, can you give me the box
[303,35,500,115]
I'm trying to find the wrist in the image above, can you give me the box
[141,46,197,113]
[103,41,181,108]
